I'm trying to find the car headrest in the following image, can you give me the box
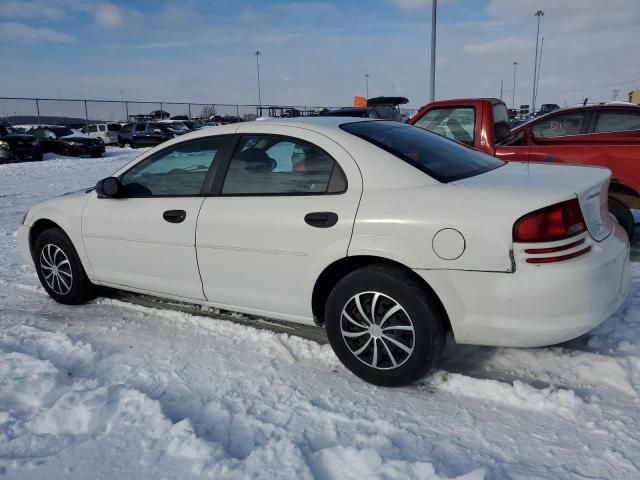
[235,148,275,172]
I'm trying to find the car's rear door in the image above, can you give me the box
[82,135,231,299]
[527,110,593,164]
[196,125,362,323]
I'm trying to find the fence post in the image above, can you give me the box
[35,99,41,125]
[188,103,191,119]
[84,100,89,126]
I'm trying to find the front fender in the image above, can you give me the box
[23,191,95,280]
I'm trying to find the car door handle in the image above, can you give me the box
[163,210,186,223]
[304,212,338,228]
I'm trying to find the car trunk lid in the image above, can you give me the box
[454,162,614,241]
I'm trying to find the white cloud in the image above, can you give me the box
[0,21,74,43]
[95,2,125,29]
[463,37,532,55]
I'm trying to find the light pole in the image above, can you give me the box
[254,50,262,108]
[365,73,370,98]
[534,37,544,109]
[531,9,544,115]
[429,0,437,102]
[512,61,518,109]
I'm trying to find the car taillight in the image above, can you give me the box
[514,199,586,243]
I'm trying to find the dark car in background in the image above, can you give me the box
[0,123,42,163]
[320,96,409,121]
[117,122,183,148]
[27,126,105,158]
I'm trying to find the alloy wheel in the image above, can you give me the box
[340,291,415,370]
[39,243,73,295]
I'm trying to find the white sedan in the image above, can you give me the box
[18,117,630,386]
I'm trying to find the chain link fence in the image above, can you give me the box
[0,97,346,126]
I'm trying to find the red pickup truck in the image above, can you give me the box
[408,98,640,240]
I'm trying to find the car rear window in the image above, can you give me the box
[108,124,121,131]
[341,121,504,183]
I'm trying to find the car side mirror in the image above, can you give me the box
[95,177,122,198]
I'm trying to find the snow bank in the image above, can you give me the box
[1,150,640,479]
[427,371,583,417]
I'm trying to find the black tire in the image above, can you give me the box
[33,228,96,305]
[91,152,102,158]
[609,197,635,242]
[60,147,71,157]
[325,265,446,387]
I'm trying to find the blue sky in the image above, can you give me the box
[1,0,639,118]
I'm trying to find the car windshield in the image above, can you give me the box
[48,127,74,138]
[0,126,19,136]
[341,121,504,183]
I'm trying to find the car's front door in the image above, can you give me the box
[196,126,362,323]
[82,136,230,299]
[131,123,147,147]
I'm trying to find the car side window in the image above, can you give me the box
[88,125,97,133]
[532,112,588,138]
[121,137,227,196]
[98,125,106,132]
[413,107,475,145]
[594,110,640,133]
[221,135,346,195]
[135,124,146,132]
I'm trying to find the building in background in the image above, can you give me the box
[629,89,640,104]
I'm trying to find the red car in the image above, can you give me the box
[408,99,640,240]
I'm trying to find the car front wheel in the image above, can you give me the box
[33,228,96,305]
[325,265,446,387]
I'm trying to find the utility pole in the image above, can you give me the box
[254,50,262,107]
[365,73,370,98]
[512,61,518,109]
[612,89,619,101]
[499,79,503,100]
[429,0,437,102]
[531,10,544,115]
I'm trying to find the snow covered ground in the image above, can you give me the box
[1,148,639,479]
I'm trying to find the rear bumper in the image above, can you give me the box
[415,224,630,347]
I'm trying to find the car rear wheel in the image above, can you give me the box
[34,228,96,305]
[325,265,446,386]
[609,197,635,242]
[60,147,71,157]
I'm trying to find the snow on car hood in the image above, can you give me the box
[455,161,614,241]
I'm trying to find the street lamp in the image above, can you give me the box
[254,50,262,108]
[365,73,370,98]
[429,0,437,102]
[512,61,518,109]
[531,10,544,115]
